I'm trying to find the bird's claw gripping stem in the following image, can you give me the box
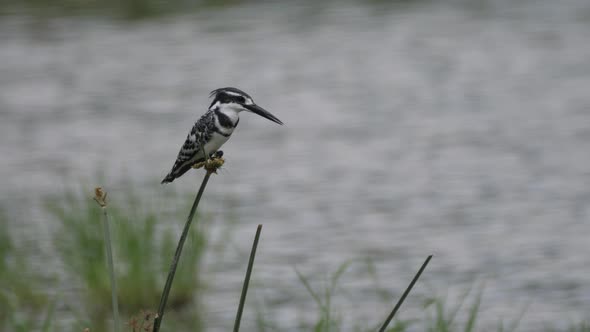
[192,151,224,173]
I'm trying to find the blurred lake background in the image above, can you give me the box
[1,0,589,331]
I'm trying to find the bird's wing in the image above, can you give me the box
[161,111,214,183]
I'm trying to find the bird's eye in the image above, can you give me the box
[236,96,245,103]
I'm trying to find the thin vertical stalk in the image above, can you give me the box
[94,188,120,332]
[153,171,212,332]
[378,255,433,332]
[101,208,120,332]
[233,224,263,332]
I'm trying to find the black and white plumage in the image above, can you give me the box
[162,87,283,183]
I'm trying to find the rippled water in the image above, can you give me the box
[1,0,590,330]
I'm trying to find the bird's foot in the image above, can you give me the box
[204,156,224,173]
[191,151,225,174]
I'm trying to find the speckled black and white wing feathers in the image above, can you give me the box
[161,110,217,183]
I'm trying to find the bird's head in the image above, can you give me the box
[208,87,283,125]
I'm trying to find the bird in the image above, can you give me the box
[161,87,283,183]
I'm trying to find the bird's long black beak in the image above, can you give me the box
[244,104,283,125]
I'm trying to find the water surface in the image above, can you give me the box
[1,1,590,330]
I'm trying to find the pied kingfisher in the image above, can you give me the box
[162,87,283,183]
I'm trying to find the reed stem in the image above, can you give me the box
[378,255,433,332]
[153,171,213,332]
[94,188,120,332]
[102,208,120,332]
[233,224,263,332]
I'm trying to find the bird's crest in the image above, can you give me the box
[209,87,252,99]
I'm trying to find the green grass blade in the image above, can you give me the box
[295,268,323,309]
[463,286,483,332]
[505,302,529,332]
[329,261,351,293]
[40,300,57,332]
[448,284,473,326]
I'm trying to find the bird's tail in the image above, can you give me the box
[161,173,175,184]
[161,162,194,184]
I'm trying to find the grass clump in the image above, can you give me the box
[293,262,351,332]
[0,209,52,331]
[544,322,590,332]
[47,189,206,330]
[422,285,486,332]
[0,0,245,20]
[257,260,590,332]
